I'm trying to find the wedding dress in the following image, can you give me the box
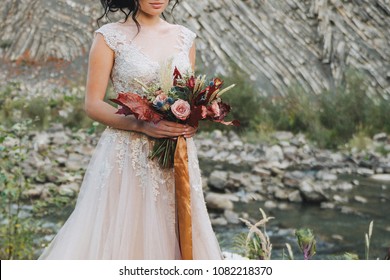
[39,21,222,260]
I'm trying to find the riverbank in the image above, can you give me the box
[1,123,389,259]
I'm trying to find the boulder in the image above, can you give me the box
[205,192,234,210]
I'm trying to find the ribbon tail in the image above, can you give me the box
[174,136,193,260]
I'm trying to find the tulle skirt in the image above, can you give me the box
[39,127,222,259]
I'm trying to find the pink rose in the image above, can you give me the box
[171,99,191,120]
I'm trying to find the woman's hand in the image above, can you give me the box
[140,120,197,139]
[183,125,197,138]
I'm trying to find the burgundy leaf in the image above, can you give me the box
[213,119,241,126]
[110,92,163,123]
[187,105,204,128]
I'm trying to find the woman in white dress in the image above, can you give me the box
[38,0,222,260]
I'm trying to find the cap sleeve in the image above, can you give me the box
[179,26,197,54]
[94,23,122,53]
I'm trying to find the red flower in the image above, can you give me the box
[186,76,195,90]
[173,67,182,86]
[213,77,223,89]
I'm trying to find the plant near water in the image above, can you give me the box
[238,208,274,260]
[0,120,40,259]
[284,243,294,260]
[365,220,374,260]
[295,228,317,260]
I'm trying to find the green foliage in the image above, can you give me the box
[237,210,381,260]
[295,228,317,260]
[0,120,41,259]
[0,83,94,131]
[346,129,373,152]
[199,67,262,134]
[208,67,390,148]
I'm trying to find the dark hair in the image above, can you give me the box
[98,0,179,30]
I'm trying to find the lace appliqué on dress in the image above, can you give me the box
[94,23,196,222]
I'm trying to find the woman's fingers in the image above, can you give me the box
[156,120,188,136]
[184,126,198,138]
[143,120,197,139]
[148,124,183,138]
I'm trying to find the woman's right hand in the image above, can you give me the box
[140,120,188,139]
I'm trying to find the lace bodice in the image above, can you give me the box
[95,21,196,94]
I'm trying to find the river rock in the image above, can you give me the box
[224,209,240,224]
[40,183,56,199]
[265,145,284,162]
[331,182,353,191]
[373,132,387,142]
[65,153,86,171]
[24,184,45,199]
[212,151,230,162]
[59,182,79,196]
[316,170,338,181]
[51,131,70,145]
[33,132,50,152]
[205,192,234,210]
[222,252,248,260]
[228,131,240,141]
[290,134,307,147]
[226,172,253,190]
[288,190,303,203]
[200,148,217,158]
[252,166,271,177]
[226,153,242,165]
[357,168,375,176]
[210,216,228,226]
[333,195,349,203]
[340,206,356,214]
[320,202,336,209]
[283,146,298,160]
[283,170,307,188]
[299,180,329,203]
[354,195,368,204]
[352,180,360,186]
[208,170,228,190]
[209,130,224,141]
[264,200,278,209]
[272,131,294,141]
[274,188,289,201]
[370,174,390,182]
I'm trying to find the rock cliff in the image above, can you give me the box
[1,0,389,96]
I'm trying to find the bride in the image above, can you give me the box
[38,0,222,260]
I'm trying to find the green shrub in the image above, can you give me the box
[195,64,263,133]
[0,121,41,259]
[0,84,94,131]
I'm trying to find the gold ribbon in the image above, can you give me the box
[174,136,193,260]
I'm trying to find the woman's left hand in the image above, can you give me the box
[183,125,198,138]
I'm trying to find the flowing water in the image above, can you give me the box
[214,174,390,260]
[36,164,390,260]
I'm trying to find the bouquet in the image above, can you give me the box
[110,67,240,168]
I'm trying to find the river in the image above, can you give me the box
[214,174,390,260]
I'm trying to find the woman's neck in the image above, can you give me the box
[135,12,163,26]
